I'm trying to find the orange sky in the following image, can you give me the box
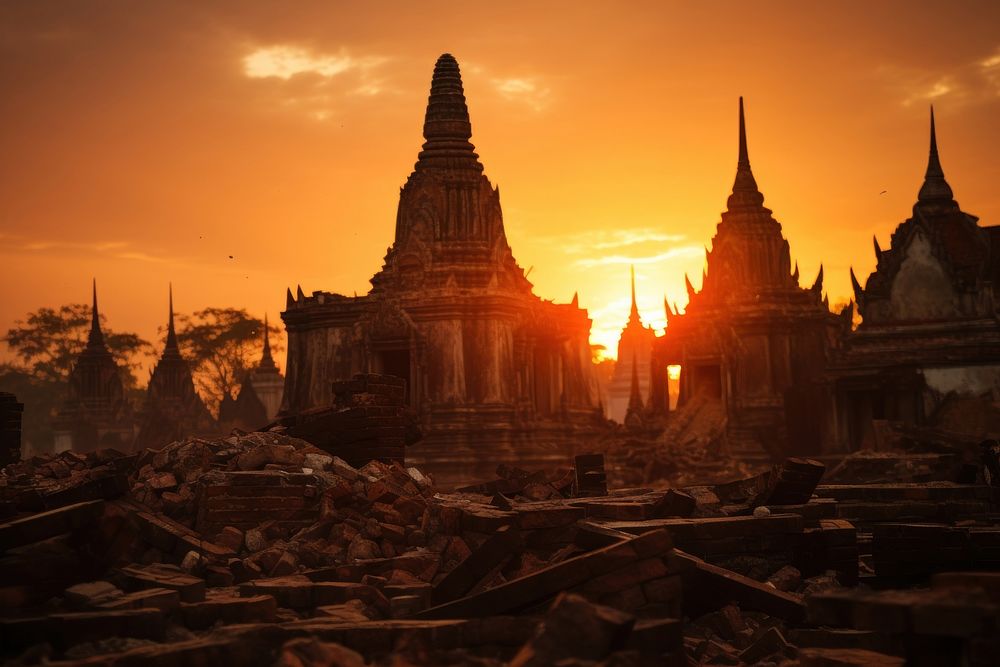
[2,1,999,370]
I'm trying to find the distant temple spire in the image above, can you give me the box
[917,106,954,204]
[727,96,766,211]
[165,283,179,354]
[628,265,641,325]
[87,278,106,351]
[415,53,482,172]
[259,314,278,371]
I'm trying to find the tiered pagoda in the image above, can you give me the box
[281,54,601,480]
[607,267,656,422]
[653,99,846,458]
[220,315,284,431]
[827,109,1000,448]
[134,287,215,448]
[52,281,134,452]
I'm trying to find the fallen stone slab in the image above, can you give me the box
[96,587,180,612]
[417,529,674,619]
[675,549,806,623]
[178,593,278,629]
[120,563,206,603]
[0,608,166,653]
[799,647,906,666]
[432,524,522,605]
[0,499,104,552]
[509,593,634,667]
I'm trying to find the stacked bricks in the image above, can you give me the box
[285,374,407,468]
[196,471,321,537]
[0,392,24,467]
[872,523,1000,578]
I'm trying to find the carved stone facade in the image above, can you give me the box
[52,282,135,452]
[608,267,656,423]
[134,288,216,449]
[653,99,844,459]
[827,110,1000,449]
[281,54,601,478]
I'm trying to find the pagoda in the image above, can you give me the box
[654,99,845,458]
[134,286,215,448]
[608,267,656,422]
[827,109,1000,448]
[52,281,134,452]
[281,54,601,481]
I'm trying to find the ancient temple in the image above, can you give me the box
[652,99,846,459]
[827,109,1000,448]
[607,267,656,422]
[52,281,134,452]
[282,54,601,477]
[134,287,215,449]
[219,315,284,431]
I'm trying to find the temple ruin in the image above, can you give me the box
[652,99,847,460]
[280,54,602,478]
[828,109,1000,448]
[133,287,215,449]
[606,267,657,423]
[52,282,135,452]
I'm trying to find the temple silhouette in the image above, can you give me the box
[280,54,602,477]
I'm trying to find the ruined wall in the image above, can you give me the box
[889,232,958,320]
[282,324,357,412]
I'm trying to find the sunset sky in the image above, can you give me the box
[2,1,999,371]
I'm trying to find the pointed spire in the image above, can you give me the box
[571,291,579,308]
[850,267,864,302]
[86,278,106,350]
[918,106,954,203]
[727,96,765,211]
[415,53,481,172]
[627,265,641,325]
[811,264,824,294]
[685,273,696,300]
[792,261,800,283]
[873,235,882,259]
[261,314,274,365]
[164,283,179,353]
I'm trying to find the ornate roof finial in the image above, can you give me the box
[918,106,954,203]
[165,283,179,353]
[628,265,641,325]
[415,54,481,172]
[727,96,765,211]
[87,278,106,350]
[261,313,274,366]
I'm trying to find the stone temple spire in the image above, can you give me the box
[628,265,641,326]
[87,279,107,351]
[164,283,180,355]
[726,97,766,212]
[415,53,482,172]
[259,314,278,371]
[917,106,954,204]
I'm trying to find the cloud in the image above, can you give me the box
[557,228,688,255]
[575,245,703,268]
[242,45,390,121]
[492,76,551,111]
[6,236,178,265]
[884,44,1000,108]
[243,46,384,81]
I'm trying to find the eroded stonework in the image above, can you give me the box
[281,54,602,480]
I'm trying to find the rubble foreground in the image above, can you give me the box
[3,416,1000,665]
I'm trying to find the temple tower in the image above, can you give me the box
[134,286,215,448]
[608,266,656,422]
[655,99,842,459]
[829,108,1000,449]
[52,281,134,452]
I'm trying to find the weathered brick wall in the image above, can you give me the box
[0,392,24,467]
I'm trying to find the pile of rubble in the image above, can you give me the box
[3,409,1000,665]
